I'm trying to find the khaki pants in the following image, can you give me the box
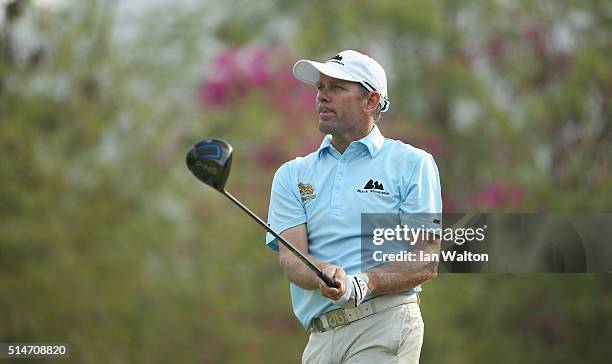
[302,301,424,364]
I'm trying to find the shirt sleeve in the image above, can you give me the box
[265,162,307,252]
[400,154,443,230]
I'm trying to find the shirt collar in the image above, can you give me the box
[317,125,385,159]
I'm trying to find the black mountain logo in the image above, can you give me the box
[328,54,344,65]
[357,179,389,195]
[364,179,384,190]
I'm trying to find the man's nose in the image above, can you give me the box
[317,89,330,103]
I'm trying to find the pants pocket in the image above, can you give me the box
[397,303,424,362]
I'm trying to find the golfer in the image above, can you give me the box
[266,50,442,363]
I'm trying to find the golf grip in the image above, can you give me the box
[222,190,339,288]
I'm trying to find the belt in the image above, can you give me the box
[309,294,419,333]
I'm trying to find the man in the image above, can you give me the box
[266,50,442,363]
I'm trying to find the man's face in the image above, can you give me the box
[315,74,368,136]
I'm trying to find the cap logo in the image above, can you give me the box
[327,54,344,65]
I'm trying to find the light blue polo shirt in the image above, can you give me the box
[265,125,442,329]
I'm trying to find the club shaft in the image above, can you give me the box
[222,190,337,288]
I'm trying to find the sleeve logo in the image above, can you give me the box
[298,182,317,201]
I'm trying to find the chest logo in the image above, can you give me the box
[357,179,390,195]
[298,182,317,201]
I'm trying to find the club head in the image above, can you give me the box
[186,138,233,191]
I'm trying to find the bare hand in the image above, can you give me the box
[318,265,346,300]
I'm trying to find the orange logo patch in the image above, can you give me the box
[298,182,316,201]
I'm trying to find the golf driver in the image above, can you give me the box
[186,138,338,288]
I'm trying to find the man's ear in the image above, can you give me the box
[365,92,381,114]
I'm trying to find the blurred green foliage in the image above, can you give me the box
[1,0,611,363]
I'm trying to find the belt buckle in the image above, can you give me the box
[311,318,324,332]
[324,308,349,330]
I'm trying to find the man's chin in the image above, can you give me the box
[318,120,334,135]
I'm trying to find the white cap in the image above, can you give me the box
[293,50,390,112]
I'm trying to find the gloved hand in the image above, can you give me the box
[332,273,370,307]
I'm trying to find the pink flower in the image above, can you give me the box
[442,194,458,213]
[198,47,276,108]
[299,135,323,156]
[469,182,524,210]
[199,79,231,106]
[244,46,274,86]
[418,136,446,156]
[255,141,286,168]
[197,45,317,118]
